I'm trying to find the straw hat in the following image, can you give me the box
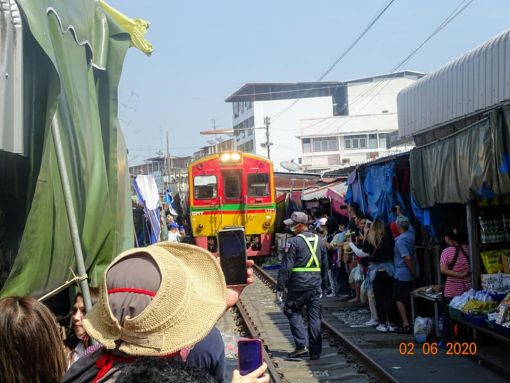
[83,242,228,356]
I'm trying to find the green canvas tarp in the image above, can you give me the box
[0,0,144,298]
[410,108,510,209]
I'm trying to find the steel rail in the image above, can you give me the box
[253,264,400,383]
[235,299,283,383]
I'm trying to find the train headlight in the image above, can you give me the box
[220,152,241,163]
[198,224,204,231]
[263,221,270,229]
[220,153,231,162]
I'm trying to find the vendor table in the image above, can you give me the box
[410,287,443,338]
[450,316,510,359]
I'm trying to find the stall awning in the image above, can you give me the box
[301,182,347,201]
[410,108,510,208]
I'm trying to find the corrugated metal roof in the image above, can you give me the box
[0,0,24,155]
[397,28,510,137]
[226,71,425,103]
[225,82,342,102]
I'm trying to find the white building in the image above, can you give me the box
[297,71,424,172]
[225,82,347,171]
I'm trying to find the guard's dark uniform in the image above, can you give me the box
[276,231,328,356]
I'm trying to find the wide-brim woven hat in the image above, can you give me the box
[83,242,227,356]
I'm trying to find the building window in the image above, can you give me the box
[194,175,217,199]
[302,138,311,153]
[305,137,338,152]
[247,173,270,197]
[369,134,378,149]
[344,135,368,151]
[233,102,239,118]
[238,140,254,153]
[379,133,388,149]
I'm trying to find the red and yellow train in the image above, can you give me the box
[187,151,276,257]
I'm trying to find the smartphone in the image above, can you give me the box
[217,228,248,286]
[238,339,263,376]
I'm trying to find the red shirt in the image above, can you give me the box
[440,245,471,298]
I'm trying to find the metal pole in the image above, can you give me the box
[466,202,480,289]
[50,119,93,312]
[264,116,271,159]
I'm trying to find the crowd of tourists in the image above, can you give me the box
[301,203,470,337]
[0,242,269,383]
[299,203,418,333]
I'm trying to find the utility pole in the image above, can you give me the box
[264,116,272,159]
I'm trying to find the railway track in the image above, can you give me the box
[234,264,399,383]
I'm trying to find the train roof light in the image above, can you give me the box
[220,153,231,162]
[220,152,242,163]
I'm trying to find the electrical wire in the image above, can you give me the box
[271,0,397,121]
[341,0,475,117]
[278,0,475,135]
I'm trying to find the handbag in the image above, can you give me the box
[442,246,470,286]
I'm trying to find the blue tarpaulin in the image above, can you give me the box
[344,171,365,209]
[363,162,399,224]
[344,161,407,224]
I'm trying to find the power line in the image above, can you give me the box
[279,0,475,135]
[345,0,476,116]
[271,0,397,121]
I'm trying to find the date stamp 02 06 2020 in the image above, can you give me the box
[399,342,478,356]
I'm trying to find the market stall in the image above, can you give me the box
[301,181,348,218]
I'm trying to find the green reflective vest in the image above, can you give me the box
[291,234,321,272]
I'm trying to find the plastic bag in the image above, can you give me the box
[414,316,433,334]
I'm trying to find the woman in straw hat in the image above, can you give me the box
[63,242,267,383]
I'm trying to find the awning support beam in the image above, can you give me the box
[51,118,93,312]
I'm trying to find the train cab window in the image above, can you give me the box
[224,174,241,199]
[247,173,270,197]
[194,175,217,199]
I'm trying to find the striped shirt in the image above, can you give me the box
[440,245,471,298]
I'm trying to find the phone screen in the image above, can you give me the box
[238,339,263,376]
[217,229,248,286]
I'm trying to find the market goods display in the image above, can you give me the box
[481,272,510,293]
[478,212,510,243]
[480,250,508,274]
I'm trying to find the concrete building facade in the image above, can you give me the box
[192,138,233,160]
[225,82,347,171]
[129,155,192,192]
[297,71,424,172]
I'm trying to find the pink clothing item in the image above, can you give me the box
[440,245,471,298]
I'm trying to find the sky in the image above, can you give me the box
[107,0,510,164]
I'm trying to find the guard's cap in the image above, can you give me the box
[283,212,308,226]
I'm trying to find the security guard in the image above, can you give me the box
[276,211,328,360]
